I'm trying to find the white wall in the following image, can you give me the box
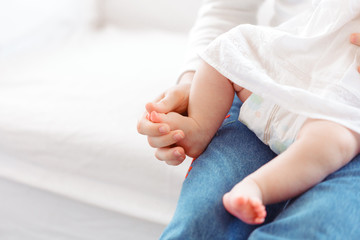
[104,0,203,32]
[0,0,99,58]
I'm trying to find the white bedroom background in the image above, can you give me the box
[0,0,275,239]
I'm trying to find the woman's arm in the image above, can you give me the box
[183,0,265,76]
[138,0,265,164]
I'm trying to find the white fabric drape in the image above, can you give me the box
[201,0,360,133]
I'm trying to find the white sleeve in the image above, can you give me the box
[180,0,266,78]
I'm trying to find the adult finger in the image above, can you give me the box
[148,111,185,134]
[159,88,186,112]
[154,146,186,165]
[146,92,182,114]
[137,112,171,136]
[147,130,184,149]
[146,84,190,114]
[350,33,360,46]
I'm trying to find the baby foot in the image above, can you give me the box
[149,111,213,158]
[223,178,266,225]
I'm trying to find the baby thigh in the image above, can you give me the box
[295,119,360,177]
[233,83,252,103]
[249,153,360,239]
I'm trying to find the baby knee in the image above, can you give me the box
[299,119,360,161]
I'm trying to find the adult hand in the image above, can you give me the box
[350,33,360,73]
[137,71,195,165]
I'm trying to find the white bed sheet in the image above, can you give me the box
[0,26,190,225]
[0,177,165,239]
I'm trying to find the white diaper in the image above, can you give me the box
[239,94,307,154]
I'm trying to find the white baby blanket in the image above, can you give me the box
[201,0,360,134]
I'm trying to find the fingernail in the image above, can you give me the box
[150,111,157,122]
[173,133,184,141]
[174,150,182,157]
[351,34,357,43]
[159,126,169,133]
[174,151,185,161]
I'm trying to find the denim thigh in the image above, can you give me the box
[161,95,360,239]
[160,96,285,240]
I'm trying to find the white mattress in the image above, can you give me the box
[0,26,190,226]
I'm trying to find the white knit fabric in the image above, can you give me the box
[201,0,360,134]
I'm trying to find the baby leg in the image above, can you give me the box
[224,119,360,224]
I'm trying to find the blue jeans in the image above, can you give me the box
[160,95,360,239]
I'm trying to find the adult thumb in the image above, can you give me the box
[146,93,179,114]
